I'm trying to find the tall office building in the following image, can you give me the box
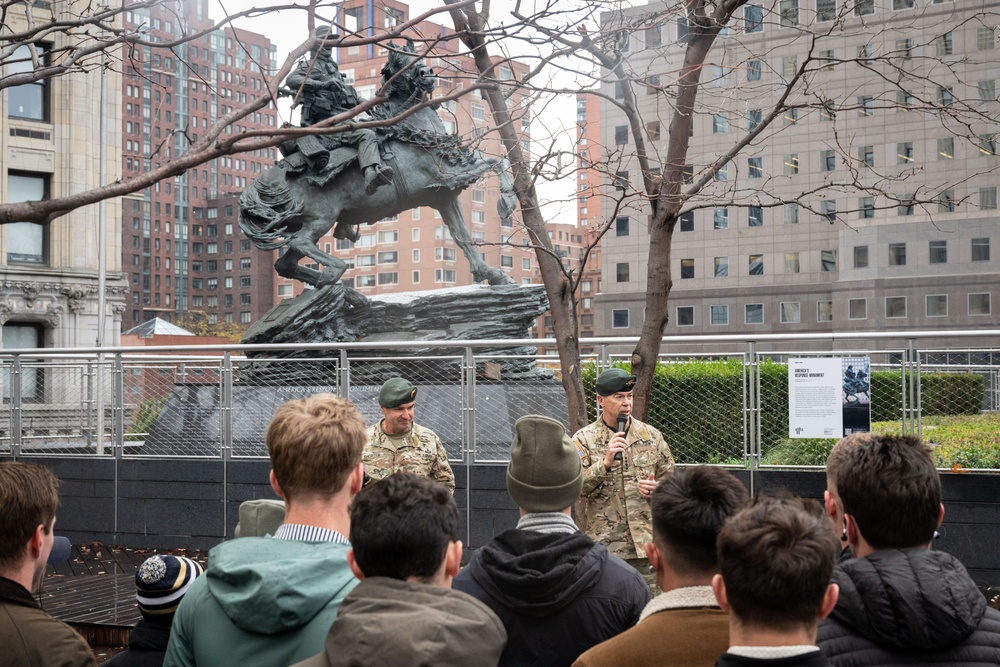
[2,4,127,353]
[272,0,536,303]
[121,0,278,328]
[596,0,999,345]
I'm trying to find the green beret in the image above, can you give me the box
[595,368,636,396]
[379,377,417,408]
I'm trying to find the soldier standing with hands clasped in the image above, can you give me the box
[572,368,675,585]
[364,377,456,492]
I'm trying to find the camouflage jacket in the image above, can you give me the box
[571,417,675,559]
[364,421,455,491]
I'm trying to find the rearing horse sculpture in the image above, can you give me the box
[239,42,516,288]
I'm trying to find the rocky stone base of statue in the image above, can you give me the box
[238,283,552,384]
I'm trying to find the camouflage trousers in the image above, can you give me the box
[624,557,658,596]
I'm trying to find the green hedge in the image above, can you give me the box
[583,362,984,464]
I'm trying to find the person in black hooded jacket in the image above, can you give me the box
[817,435,1000,666]
[453,415,650,667]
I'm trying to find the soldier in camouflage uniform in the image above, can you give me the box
[572,368,675,583]
[364,377,455,492]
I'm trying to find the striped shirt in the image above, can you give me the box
[273,523,349,544]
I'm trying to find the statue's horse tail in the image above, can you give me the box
[492,158,517,226]
[238,166,304,250]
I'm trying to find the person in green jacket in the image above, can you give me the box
[164,394,367,667]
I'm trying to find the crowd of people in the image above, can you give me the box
[1,369,998,667]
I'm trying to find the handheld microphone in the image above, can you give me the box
[614,412,628,461]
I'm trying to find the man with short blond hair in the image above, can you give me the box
[823,432,876,550]
[166,394,366,667]
[0,461,96,667]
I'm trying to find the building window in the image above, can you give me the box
[979,80,996,103]
[784,204,799,224]
[471,103,485,121]
[821,149,836,171]
[939,190,955,213]
[980,187,998,210]
[817,301,833,322]
[8,44,50,121]
[784,252,801,274]
[937,137,955,160]
[239,276,251,287]
[817,0,836,21]
[821,200,837,223]
[897,142,914,164]
[6,172,49,265]
[854,0,874,14]
[979,134,998,156]
[747,60,762,81]
[972,238,990,262]
[616,216,630,236]
[712,113,729,133]
[616,263,629,282]
[680,258,695,279]
[614,170,629,189]
[969,293,991,316]
[821,250,837,271]
[859,197,875,219]
[714,256,728,277]
[747,109,762,131]
[745,303,764,324]
[614,125,629,145]
[886,296,907,318]
[744,4,763,32]
[853,245,869,268]
[928,240,947,264]
[926,294,948,317]
[748,206,763,227]
[714,163,728,181]
[377,251,398,264]
[935,31,953,56]
[710,305,729,325]
[978,26,996,50]
[377,230,398,243]
[2,323,44,400]
[859,95,874,116]
[780,302,800,323]
[612,309,630,328]
[377,272,398,285]
[501,255,513,268]
[676,306,695,326]
[714,208,729,229]
[780,0,799,26]
[784,154,799,175]
[859,146,874,167]
[893,0,915,9]
[748,158,763,178]
[888,243,906,266]
[679,210,694,232]
[898,194,915,216]
[938,86,954,107]
[749,254,764,275]
[848,298,867,319]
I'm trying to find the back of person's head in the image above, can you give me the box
[135,554,204,624]
[0,462,59,570]
[825,432,877,497]
[265,393,366,501]
[349,472,458,582]
[837,435,939,549]
[717,495,838,631]
[652,466,749,576]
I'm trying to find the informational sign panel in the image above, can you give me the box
[789,357,871,438]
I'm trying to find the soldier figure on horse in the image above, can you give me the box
[283,26,395,196]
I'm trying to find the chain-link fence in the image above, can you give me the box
[1,338,998,469]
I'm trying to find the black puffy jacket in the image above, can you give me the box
[817,548,1000,666]
[453,528,650,667]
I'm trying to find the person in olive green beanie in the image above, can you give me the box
[453,415,650,667]
[364,377,455,491]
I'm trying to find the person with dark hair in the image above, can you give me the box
[292,472,506,667]
[818,435,1000,665]
[713,495,840,667]
[823,432,876,560]
[0,461,96,667]
[572,368,675,582]
[574,466,749,667]
[165,394,367,667]
[454,414,649,667]
[105,555,204,667]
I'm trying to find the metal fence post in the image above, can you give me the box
[746,343,759,497]
[221,352,233,539]
[339,349,350,399]
[11,355,21,458]
[462,347,475,547]
[112,354,124,456]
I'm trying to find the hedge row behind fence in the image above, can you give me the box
[583,363,983,464]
